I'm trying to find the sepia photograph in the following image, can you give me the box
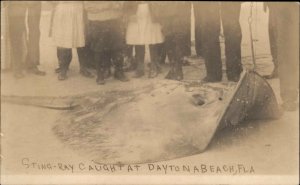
[1,1,299,184]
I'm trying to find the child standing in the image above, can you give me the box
[124,2,164,78]
[51,1,93,80]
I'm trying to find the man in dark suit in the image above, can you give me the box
[152,2,191,81]
[7,1,46,78]
[199,2,242,82]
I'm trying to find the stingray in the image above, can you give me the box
[2,71,281,164]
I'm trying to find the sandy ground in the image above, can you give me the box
[1,2,299,184]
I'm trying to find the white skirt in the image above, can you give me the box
[126,3,164,45]
[52,1,85,48]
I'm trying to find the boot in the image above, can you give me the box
[174,66,183,80]
[201,76,221,83]
[80,68,94,78]
[165,62,176,80]
[96,69,105,85]
[148,62,160,78]
[114,69,129,82]
[133,60,145,78]
[58,69,67,81]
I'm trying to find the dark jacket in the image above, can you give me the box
[151,2,191,35]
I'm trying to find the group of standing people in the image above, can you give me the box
[2,2,299,111]
[3,1,244,83]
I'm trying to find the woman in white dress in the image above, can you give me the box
[124,2,164,78]
[51,1,93,80]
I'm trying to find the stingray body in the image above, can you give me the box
[2,71,280,164]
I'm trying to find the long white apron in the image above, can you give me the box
[52,1,85,48]
[126,3,164,45]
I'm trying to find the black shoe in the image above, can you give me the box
[123,57,137,72]
[263,68,278,79]
[114,71,129,82]
[148,63,160,78]
[174,67,183,81]
[27,67,46,76]
[58,72,67,81]
[201,76,221,83]
[55,67,69,73]
[80,69,94,78]
[14,72,25,79]
[228,75,240,82]
[165,70,175,80]
[96,73,105,85]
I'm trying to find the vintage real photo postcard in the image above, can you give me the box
[1,1,299,184]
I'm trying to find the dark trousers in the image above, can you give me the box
[275,3,299,102]
[193,2,204,57]
[57,47,87,73]
[199,2,242,80]
[268,5,278,68]
[221,2,242,80]
[125,45,134,59]
[199,3,222,80]
[182,3,192,57]
[158,42,167,64]
[88,20,125,74]
[7,2,41,73]
[164,33,186,70]
[94,49,124,74]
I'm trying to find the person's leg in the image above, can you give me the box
[104,49,112,79]
[124,45,136,71]
[158,42,167,65]
[149,44,161,78]
[164,35,176,79]
[95,51,106,85]
[221,2,242,82]
[77,47,94,78]
[94,51,107,85]
[112,49,129,82]
[57,47,72,80]
[201,3,222,82]
[264,6,278,79]
[276,3,299,111]
[173,31,186,80]
[134,45,145,78]
[110,19,129,82]
[193,2,204,57]
[7,3,27,78]
[25,2,44,74]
